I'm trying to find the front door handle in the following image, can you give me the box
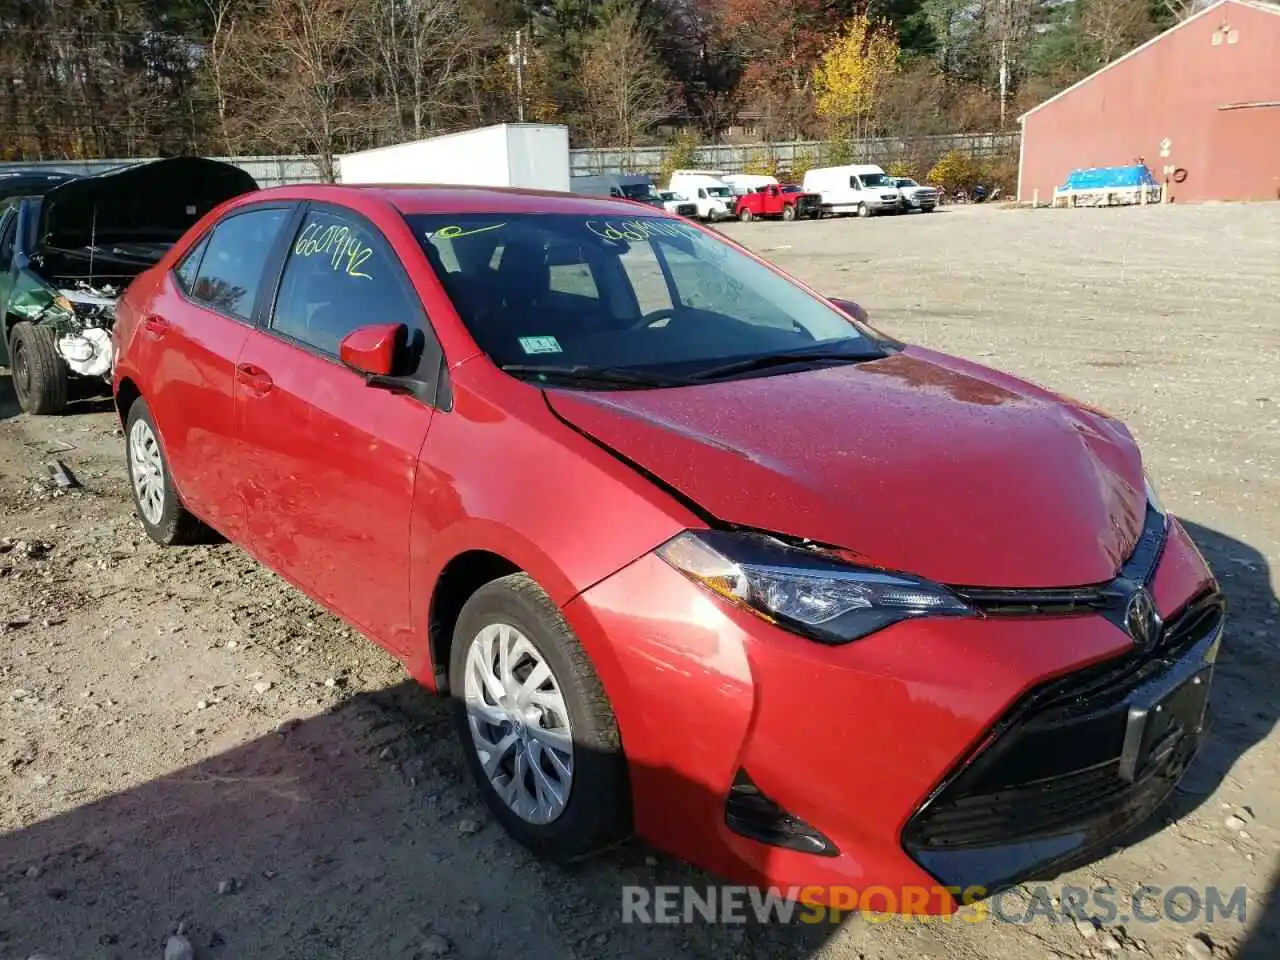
[236,362,274,397]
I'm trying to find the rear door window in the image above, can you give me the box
[188,208,290,320]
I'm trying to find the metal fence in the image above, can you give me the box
[569,133,1020,176]
[0,132,1019,185]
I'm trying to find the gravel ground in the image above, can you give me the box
[0,201,1276,960]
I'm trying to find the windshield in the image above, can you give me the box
[620,182,659,200]
[895,178,919,187]
[861,173,891,188]
[781,185,803,193]
[406,213,880,381]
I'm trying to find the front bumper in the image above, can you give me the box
[562,515,1220,911]
[902,194,938,211]
[903,590,1222,895]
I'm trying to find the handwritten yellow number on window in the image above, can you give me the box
[293,221,374,279]
[433,223,507,240]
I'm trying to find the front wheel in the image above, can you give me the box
[738,207,753,222]
[856,203,870,218]
[782,204,797,221]
[8,322,68,415]
[451,573,630,861]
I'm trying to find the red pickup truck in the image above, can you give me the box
[734,183,822,222]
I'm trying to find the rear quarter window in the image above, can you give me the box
[187,207,290,320]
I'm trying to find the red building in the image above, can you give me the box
[1018,0,1280,204]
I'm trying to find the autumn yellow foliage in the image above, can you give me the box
[926,150,980,191]
[813,16,900,139]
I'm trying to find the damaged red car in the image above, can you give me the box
[110,184,1224,910]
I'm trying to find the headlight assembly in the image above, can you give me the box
[656,530,973,644]
[1144,472,1165,516]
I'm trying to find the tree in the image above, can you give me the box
[813,15,900,141]
[199,0,241,153]
[577,2,677,153]
[718,0,841,140]
[370,0,488,141]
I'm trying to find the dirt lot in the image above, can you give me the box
[1,202,1277,960]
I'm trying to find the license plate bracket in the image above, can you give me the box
[1118,664,1213,783]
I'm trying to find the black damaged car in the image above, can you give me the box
[0,157,257,414]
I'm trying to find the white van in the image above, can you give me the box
[722,173,778,196]
[666,170,736,221]
[802,164,902,217]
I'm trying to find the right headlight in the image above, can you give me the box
[656,530,973,644]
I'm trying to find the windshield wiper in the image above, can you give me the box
[500,363,691,388]
[689,350,877,382]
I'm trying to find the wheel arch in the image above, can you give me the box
[115,374,142,426]
[426,548,524,695]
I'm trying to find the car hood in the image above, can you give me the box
[38,156,258,255]
[544,347,1147,588]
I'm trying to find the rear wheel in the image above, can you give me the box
[450,573,630,861]
[125,397,205,546]
[8,321,68,415]
[782,204,797,221]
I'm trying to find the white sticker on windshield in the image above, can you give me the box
[518,336,562,355]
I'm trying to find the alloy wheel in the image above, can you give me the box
[463,622,574,825]
[129,418,166,525]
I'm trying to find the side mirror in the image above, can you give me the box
[829,297,904,349]
[828,297,869,324]
[339,322,405,377]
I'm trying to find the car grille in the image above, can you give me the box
[901,589,1224,890]
[796,196,820,213]
[900,506,1224,893]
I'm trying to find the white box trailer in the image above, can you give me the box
[337,123,571,192]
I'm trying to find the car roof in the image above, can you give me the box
[235,183,664,218]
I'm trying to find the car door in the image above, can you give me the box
[0,208,16,366]
[764,185,783,216]
[140,203,295,540]
[235,202,441,654]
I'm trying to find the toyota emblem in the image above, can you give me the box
[1125,587,1162,648]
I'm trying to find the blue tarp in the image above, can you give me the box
[1057,165,1159,191]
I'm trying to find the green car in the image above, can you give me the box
[1,157,257,414]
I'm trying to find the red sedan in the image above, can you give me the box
[110,184,1223,911]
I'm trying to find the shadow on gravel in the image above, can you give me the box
[0,680,841,960]
[0,372,17,421]
[1175,520,1280,960]
[0,370,112,419]
[0,518,1273,960]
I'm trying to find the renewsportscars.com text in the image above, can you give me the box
[621,883,1249,926]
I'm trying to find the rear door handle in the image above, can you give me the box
[236,362,274,397]
[142,314,169,338]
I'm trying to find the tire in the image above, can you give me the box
[738,207,753,222]
[450,572,630,861]
[8,321,68,415]
[124,397,205,546]
[782,204,797,221]
[856,203,870,218]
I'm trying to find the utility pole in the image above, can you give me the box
[508,29,528,122]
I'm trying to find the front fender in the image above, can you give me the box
[404,361,706,687]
